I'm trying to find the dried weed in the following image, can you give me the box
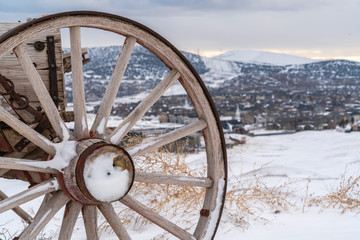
[308,173,360,214]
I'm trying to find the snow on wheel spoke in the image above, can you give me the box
[70,26,89,139]
[91,36,136,137]
[98,203,131,240]
[120,195,196,240]
[13,44,71,140]
[18,191,69,240]
[82,205,99,240]
[59,201,82,240]
[127,119,207,156]
[135,172,213,188]
[0,178,59,214]
[0,190,33,224]
[0,106,56,155]
[107,70,180,144]
[0,157,58,174]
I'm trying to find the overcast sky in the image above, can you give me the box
[1,0,359,61]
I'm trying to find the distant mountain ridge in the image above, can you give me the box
[213,50,315,66]
[64,45,360,102]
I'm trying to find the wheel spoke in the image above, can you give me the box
[0,190,33,224]
[121,195,195,240]
[18,191,69,240]
[0,106,56,155]
[127,119,207,156]
[13,44,71,140]
[108,70,180,144]
[98,203,131,240]
[59,201,82,240]
[82,205,99,240]
[0,169,8,177]
[0,178,59,214]
[0,157,58,174]
[135,172,213,188]
[70,26,89,139]
[91,36,136,137]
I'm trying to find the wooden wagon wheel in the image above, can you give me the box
[0,11,227,239]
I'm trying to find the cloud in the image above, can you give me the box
[1,0,359,61]
[0,0,345,14]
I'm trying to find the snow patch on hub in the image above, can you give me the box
[84,152,130,202]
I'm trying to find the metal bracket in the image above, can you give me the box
[46,36,59,107]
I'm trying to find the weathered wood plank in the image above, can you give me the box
[91,36,136,137]
[0,169,8,177]
[70,26,89,139]
[18,191,69,240]
[0,190,33,224]
[0,157,58,174]
[0,23,66,110]
[98,203,131,240]
[108,70,180,144]
[82,205,99,240]
[0,22,22,36]
[135,172,213,188]
[127,119,207,156]
[120,195,195,240]
[0,178,59,214]
[0,106,56,155]
[59,201,82,240]
[13,44,70,140]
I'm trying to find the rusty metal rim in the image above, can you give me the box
[0,11,227,239]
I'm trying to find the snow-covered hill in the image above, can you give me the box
[64,45,360,104]
[213,50,315,66]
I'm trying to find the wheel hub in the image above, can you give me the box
[59,139,135,204]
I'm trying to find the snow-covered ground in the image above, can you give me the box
[220,130,360,239]
[0,130,359,239]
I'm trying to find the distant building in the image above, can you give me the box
[234,105,241,122]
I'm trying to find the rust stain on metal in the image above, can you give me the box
[200,209,210,217]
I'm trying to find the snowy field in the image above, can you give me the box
[220,130,360,239]
[0,130,359,239]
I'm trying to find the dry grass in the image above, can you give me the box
[99,139,206,236]
[308,173,360,214]
[224,174,295,229]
